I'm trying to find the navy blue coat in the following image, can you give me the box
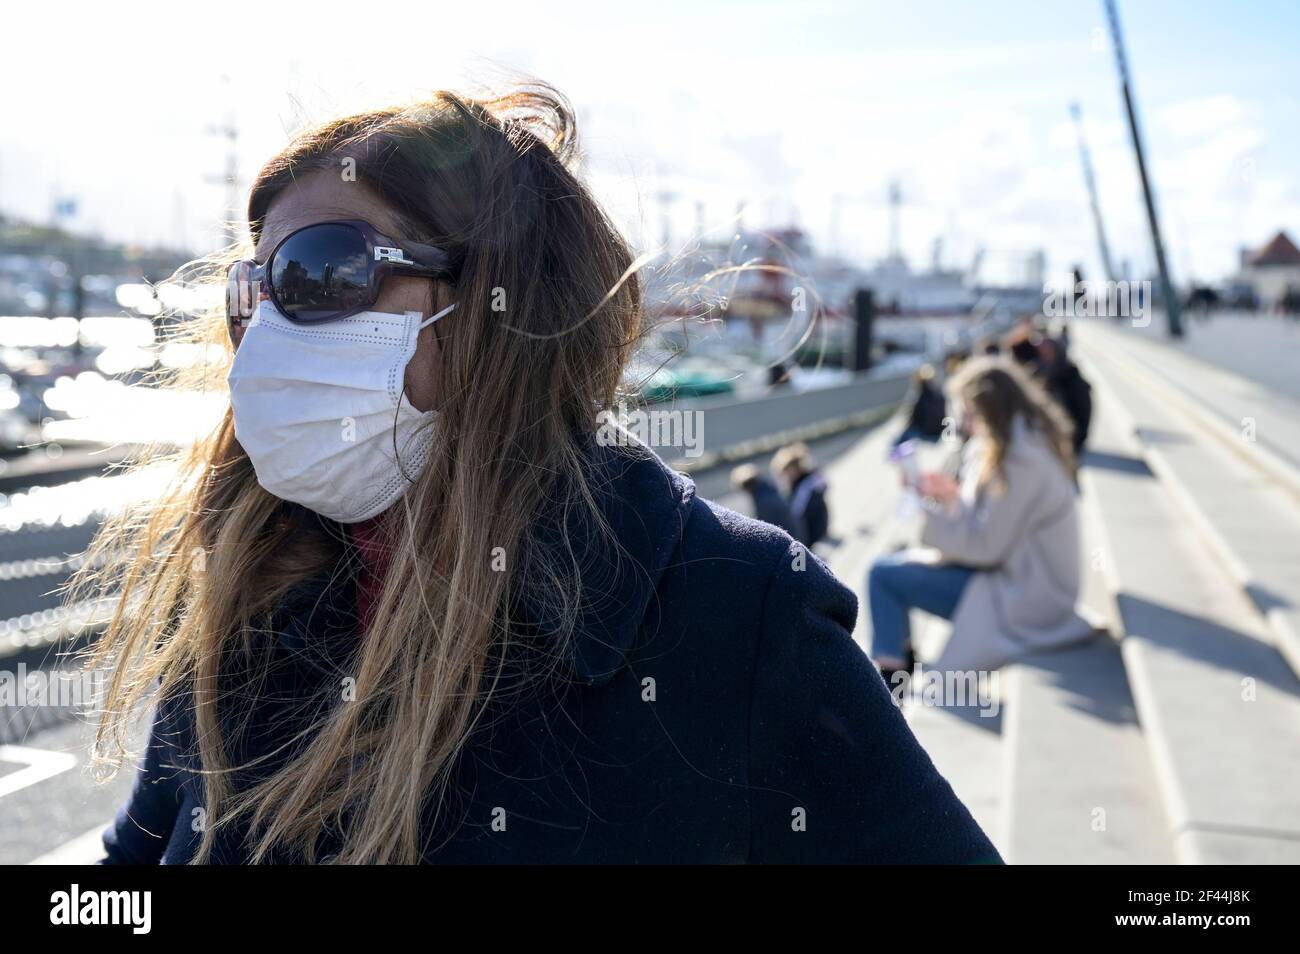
[102,444,999,864]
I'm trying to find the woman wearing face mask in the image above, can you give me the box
[82,84,998,864]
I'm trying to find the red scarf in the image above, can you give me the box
[348,512,394,632]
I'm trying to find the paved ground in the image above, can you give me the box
[1083,314,1300,488]
[0,713,137,864]
[1101,310,1300,404]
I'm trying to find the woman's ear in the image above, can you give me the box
[405,321,442,412]
[428,280,453,347]
[403,281,447,413]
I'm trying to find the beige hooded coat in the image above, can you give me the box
[918,417,1098,671]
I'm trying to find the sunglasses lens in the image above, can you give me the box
[270,223,371,321]
[226,260,256,347]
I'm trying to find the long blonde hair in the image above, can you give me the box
[948,356,1075,492]
[72,83,642,863]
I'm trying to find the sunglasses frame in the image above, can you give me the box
[226,219,458,344]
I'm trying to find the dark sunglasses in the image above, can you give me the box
[226,219,458,345]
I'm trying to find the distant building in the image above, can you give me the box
[862,255,976,315]
[1236,231,1300,310]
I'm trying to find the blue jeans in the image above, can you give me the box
[867,552,976,659]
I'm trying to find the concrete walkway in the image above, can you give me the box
[809,321,1300,863]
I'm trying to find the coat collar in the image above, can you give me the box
[534,440,697,684]
[274,440,697,686]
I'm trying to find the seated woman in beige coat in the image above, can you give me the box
[868,357,1096,685]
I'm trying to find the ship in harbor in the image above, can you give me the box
[632,200,1046,403]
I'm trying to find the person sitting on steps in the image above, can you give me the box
[868,357,1097,689]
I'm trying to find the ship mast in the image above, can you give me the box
[887,180,902,264]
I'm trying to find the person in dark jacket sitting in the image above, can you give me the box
[732,462,805,541]
[1037,335,1092,455]
[77,83,998,865]
[773,443,831,548]
[893,363,947,446]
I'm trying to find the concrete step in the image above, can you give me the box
[999,485,1174,863]
[1000,641,1174,863]
[1077,323,1300,682]
[1076,321,1300,496]
[1075,340,1300,863]
[905,692,1004,851]
[818,421,1006,856]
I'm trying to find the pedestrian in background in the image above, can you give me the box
[893,363,948,446]
[1037,333,1092,455]
[773,442,831,547]
[731,462,805,540]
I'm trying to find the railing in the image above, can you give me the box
[661,369,910,470]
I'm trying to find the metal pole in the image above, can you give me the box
[1070,102,1117,286]
[1103,0,1183,338]
[853,288,875,372]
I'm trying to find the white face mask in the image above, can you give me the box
[227,299,455,523]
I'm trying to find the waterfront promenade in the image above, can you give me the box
[4,314,1300,864]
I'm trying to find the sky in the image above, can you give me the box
[2,0,1297,285]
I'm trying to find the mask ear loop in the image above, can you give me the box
[418,302,456,330]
